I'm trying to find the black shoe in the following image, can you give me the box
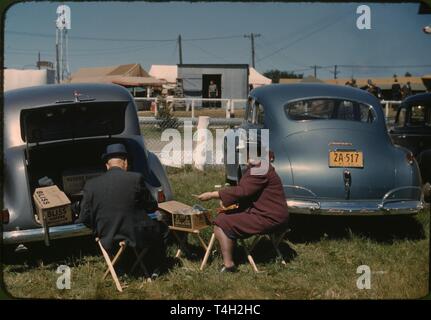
[220,265,237,273]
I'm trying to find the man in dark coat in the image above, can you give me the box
[198,158,289,272]
[77,143,168,275]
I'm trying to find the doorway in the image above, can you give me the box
[202,74,222,108]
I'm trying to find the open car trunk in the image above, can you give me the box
[20,101,159,226]
[25,137,155,224]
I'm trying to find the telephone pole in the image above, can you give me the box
[244,33,261,68]
[178,34,183,65]
[311,65,322,78]
[329,65,340,79]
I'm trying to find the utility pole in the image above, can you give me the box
[329,65,340,79]
[311,65,322,78]
[37,51,41,69]
[178,34,183,65]
[244,33,261,68]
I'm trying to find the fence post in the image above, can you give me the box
[226,100,231,119]
[385,101,389,119]
[231,99,235,118]
[155,98,159,117]
[191,100,195,119]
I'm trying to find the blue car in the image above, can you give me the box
[225,84,423,215]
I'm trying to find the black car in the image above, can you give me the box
[390,92,431,201]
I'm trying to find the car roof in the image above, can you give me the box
[5,83,133,111]
[250,83,381,114]
[401,92,431,106]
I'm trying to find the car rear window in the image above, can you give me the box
[285,98,375,123]
[21,101,128,143]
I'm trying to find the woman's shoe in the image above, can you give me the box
[220,265,237,273]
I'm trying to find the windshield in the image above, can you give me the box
[285,98,375,123]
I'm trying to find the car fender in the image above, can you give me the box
[146,151,173,201]
[391,145,422,187]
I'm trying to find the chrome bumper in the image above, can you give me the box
[2,223,92,245]
[286,199,424,215]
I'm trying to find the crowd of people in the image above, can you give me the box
[345,76,413,101]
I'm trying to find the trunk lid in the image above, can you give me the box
[286,127,396,200]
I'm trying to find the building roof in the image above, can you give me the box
[70,63,164,87]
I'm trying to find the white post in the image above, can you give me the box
[385,102,389,119]
[191,99,195,119]
[226,100,231,119]
[193,116,210,171]
[231,99,235,118]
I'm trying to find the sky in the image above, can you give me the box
[4,1,431,79]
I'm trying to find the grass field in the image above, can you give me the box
[2,166,429,299]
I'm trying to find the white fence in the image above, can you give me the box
[134,97,247,119]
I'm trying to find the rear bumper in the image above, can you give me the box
[286,199,424,216]
[2,223,92,245]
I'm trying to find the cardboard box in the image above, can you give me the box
[158,200,209,230]
[33,185,72,227]
[62,169,103,195]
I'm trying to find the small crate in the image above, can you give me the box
[158,200,209,230]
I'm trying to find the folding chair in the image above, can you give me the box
[239,227,290,273]
[96,238,151,292]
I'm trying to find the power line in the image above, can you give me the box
[6,30,244,43]
[257,13,350,63]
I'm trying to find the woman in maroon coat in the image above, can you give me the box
[198,161,289,272]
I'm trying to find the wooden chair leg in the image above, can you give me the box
[102,242,126,280]
[131,248,150,279]
[200,233,216,271]
[240,239,259,273]
[270,231,288,265]
[97,240,123,292]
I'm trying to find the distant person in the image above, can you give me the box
[345,78,357,88]
[363,79,382,100]
[208,80,219,108]
[401,81,413,99]
[391,78,402,101]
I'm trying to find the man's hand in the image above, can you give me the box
[197,191,219,201]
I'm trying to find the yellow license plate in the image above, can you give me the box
[329,151,363,168]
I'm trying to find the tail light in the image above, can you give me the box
[157,189,166,203]
[2,209,10,224]
[406,152,415,165]
[269,150,275,162]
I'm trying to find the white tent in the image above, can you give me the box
[4,69,55,92]
[249,67,272,87]
[149,65,178,84]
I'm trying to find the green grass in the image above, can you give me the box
[2,166,429,299]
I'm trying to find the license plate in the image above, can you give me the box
[329,150,363,168]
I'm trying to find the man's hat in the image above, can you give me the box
[102,143,128,162]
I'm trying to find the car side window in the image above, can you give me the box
[409,105,426,126]
[254,103,265,126]
[245,98,254,123]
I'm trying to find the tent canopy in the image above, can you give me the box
[70,63,165,87]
